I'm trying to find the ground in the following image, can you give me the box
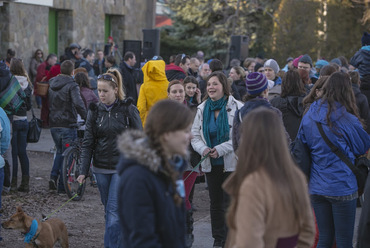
[0,151,210,247]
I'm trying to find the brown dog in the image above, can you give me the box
[2,206,69,248]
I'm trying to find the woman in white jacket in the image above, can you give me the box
[191,71,243,248]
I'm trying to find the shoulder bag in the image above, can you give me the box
[316,122,369,196]
[27,107,42,143]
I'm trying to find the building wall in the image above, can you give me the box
[0,0,155,72]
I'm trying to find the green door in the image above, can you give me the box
[49,9,58,55]
[105,15,111,43]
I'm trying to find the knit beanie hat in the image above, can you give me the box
[362,32,370,46]
[315,59,329,69]
[246,72,268,96]
[264,59,280,74]
[299,54,313,68]
[292,55,303,68]
[330,58,342,66]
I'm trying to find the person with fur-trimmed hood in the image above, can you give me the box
[117,100,193,248]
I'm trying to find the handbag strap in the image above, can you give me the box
[30,104,35,118]
[316,122,357,173]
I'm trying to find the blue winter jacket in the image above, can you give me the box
[298,100,370,196]
[116,130,186,248]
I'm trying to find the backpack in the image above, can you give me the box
[0,76,26,115]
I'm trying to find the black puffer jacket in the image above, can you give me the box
[80,98,142,174]
[48,74,87,127]
[350,48,370,77]
[270,95,305,141]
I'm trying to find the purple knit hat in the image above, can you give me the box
[246,72,268,96]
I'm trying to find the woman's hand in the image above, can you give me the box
[202,147,211,157]
[209,148,219,158]
[77,175,86,184]
[195,88,201,103]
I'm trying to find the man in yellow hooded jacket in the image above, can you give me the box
[137,59,169,127]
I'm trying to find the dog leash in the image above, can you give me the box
[184,151,210,182]
[42,184,84,222]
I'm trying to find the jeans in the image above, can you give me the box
[311,194,357,248]
[11,119,29,177]
[95,173,123,248]
[50,128,77,190]
[205,165,231,244]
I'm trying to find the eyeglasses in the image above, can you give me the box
[97,74,116,83]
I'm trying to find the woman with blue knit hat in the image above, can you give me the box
[191,71,243,248]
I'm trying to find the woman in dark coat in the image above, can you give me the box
[271,69,306,141]
[229,66,247,100]
[117,100,194,248]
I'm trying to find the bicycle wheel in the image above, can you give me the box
[62,147,86,201]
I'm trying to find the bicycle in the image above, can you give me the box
[62,122,94,201]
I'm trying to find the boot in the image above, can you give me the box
[17,175,30,193]
[10,177,17,192]
[185,209,194,248]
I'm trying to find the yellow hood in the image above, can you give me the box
[141,60,167,82]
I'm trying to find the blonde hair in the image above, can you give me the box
[102,68,125,100]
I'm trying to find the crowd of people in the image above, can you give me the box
[1,31,370,247]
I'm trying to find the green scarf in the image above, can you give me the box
[203,96,229,147]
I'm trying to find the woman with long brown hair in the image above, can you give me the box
[271,69,306,140]
[9,58,33,193]
[224,108,315,247]
[298,72,370,247]
[117,100,193,247]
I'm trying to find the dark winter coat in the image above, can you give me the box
[360,75,370,108]
[270,95,305,140]
[0,61,11,92]
[120,61,139,104]
[80,87,99,109]
[232,79,247,100]
[165,64,186,81]
[116,130,186,248]
[352,83,370,133]
[48,74,87,128]
[80,99,142,175]
[232,98,285,151]
[350,46,370,77]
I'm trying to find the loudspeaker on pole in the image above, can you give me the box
[142,29,160,60]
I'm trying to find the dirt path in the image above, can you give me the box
[0,151,209,247]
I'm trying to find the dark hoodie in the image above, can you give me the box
[270,95,305,141]
[350,46,370,77]
[116,130,187,248]
[352,83,370,134]
[232,98,285,151]
[48,74,86,127]
[165,64,186,81]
